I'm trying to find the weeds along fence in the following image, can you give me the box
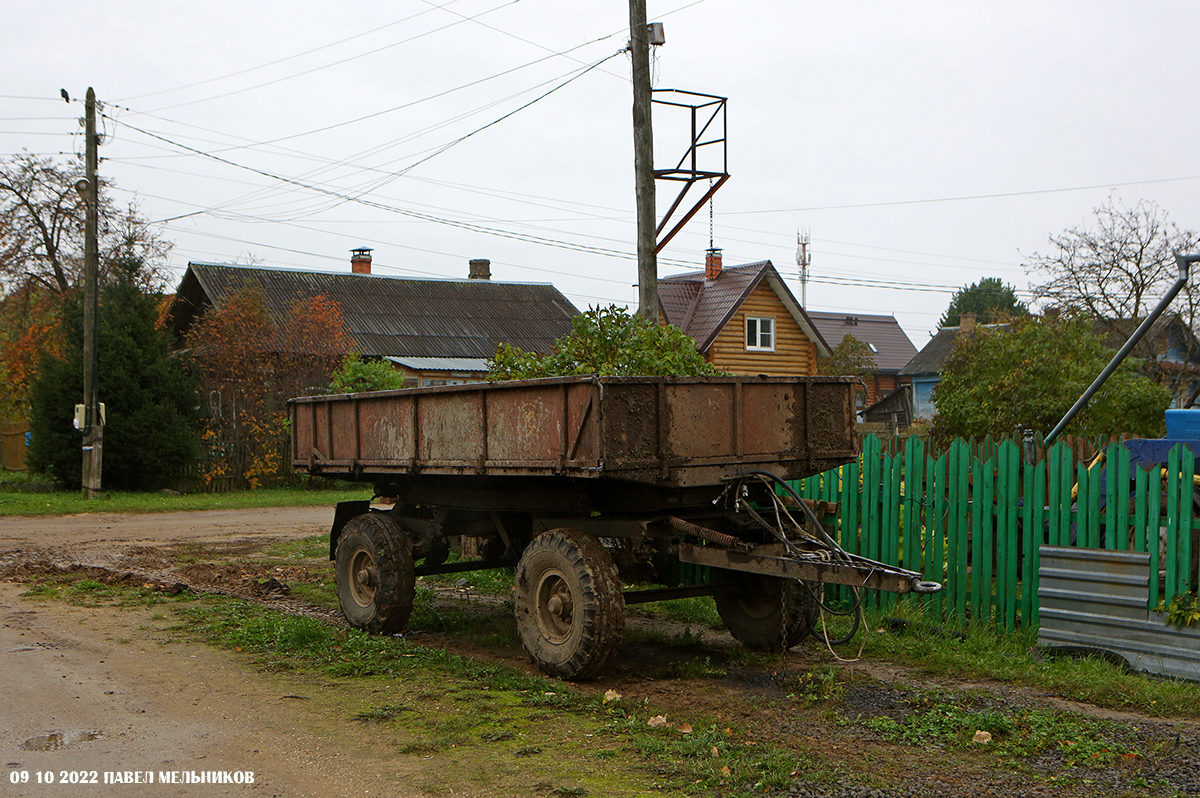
[793,434,1200,631]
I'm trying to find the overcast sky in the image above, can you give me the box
[4,1,1199,344]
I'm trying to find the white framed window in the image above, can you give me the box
[745,316,775,351]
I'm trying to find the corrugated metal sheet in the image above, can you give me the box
[385,356,490,372]
[168,262,578,359]
[1037,545,1200,681]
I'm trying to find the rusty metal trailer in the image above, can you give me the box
[291,375,937,680]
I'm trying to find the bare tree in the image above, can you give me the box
[0,151,171,295]
[1025,196,1200,324]
[1025,196,1200,405]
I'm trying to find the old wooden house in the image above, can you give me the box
[165,251,578,387]
[657,253,831,375]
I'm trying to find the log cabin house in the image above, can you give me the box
[657,252,831,375]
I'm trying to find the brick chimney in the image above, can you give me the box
[705,247,723,280]
[350,247,373,275]
[468,258,491,280]
[960,312,976,333]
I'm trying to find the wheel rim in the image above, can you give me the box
[534,568,575,644]
[348,547,378,608]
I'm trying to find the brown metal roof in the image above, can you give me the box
[805,311,918,373]
[167,262,578,358]
[658,260,831,356]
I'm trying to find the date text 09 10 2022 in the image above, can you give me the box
[8,770,256,785]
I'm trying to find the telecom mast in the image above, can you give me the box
[796,230,811,306]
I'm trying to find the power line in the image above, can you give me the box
[722,174,1200,214]
[111,56,618,222]
[118,1,475,102]
[103,52,629,257]
[116,37,614,154]
[141,0,523,113]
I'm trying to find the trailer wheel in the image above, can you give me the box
[715,574,818,650]
[515,529,624,681]
[335,513,415,634]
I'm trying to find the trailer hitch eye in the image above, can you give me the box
[911,579,943,594]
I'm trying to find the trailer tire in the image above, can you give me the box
[715,574,818,650]
[515,529,624,681]
[335,513,415,634]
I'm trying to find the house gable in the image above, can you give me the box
[706,280,820,375]
[657,260,830,376]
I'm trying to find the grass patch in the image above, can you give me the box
[856,601,1200,719]
[854,691,1136,766]
[20,575,186,607]
[162,591,809,795]
[624,590,723,628]
[287,580,339,609]
[419,553,515,595]
[264,534,330,560]
[0,483,365,517]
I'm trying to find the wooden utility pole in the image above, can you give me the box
[630,0,657,320]
[79,87,102,498]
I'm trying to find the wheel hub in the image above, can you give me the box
[535,569,575,644]
[348,547,378,608]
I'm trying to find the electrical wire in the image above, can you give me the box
[110,54,623,223]
[102,52,636,259]
[141,0,524,114]
[118,0,475,102]
[724,174,1200,214]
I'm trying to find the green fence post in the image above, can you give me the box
[1148,460,1162,610]
[1167,445,1181,605]
[971,453,989,626]
[864,435,881,611]
[881,450,902,611]
[1112,443,1131,551]
[930,453,947,621]
[904,436,925,579]
[1179,446,1195,598]
[950,439,970,623]
[998,441,1020,630]
[1025,458,1046,628]
[1134,466,1149,554]
[841,457,861,608]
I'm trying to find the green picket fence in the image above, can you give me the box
[794,434,1200,630]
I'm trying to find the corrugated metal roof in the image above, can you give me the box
[898,328,959,375]
[385,356,490,372]
[167,262,578,359]
[658,261,830,356]
[806,311,918,373]
[899,323,1009,376]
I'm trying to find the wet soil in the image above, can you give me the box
[2,507,1199,798]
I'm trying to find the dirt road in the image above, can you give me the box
[0,508,431,798]
[0,507,332,558]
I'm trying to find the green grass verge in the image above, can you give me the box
[850,599,1200,719]
[171,593,810,795]
[0,483,368,517]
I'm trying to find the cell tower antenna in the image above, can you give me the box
[796,229,811,307]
